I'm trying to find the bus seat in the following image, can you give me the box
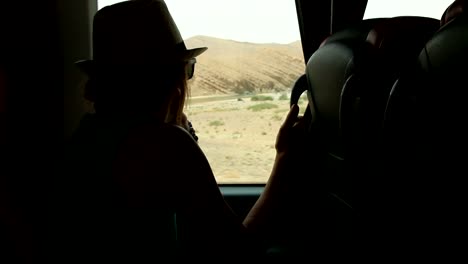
[350,16,440,201]
[441,0,467,25]
[304,16,441,255]
[305,16,439,208]
[382,0,468,252]
[305,19,381,204]
[384,0,468,178]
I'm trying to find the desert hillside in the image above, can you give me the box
[184,36,305,96]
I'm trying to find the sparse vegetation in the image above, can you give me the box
[233,79,256,95]
[265,81,275,90]
[274,108,289,114]
[209,120,225,126]
[211,107,240,112]
[279,93,289,100]
[188,92,295,183]
[247,103,278,112]
[271,114,282,121]
[251,95,274,101]
[180,36,307,183]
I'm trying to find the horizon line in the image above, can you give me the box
[185,35,301,45]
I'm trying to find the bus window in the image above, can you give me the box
[364,0,454,19]
[97,0,305,183]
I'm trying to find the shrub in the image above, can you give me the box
[247,103,279,112]
[274,108,289,114]
[209,120,225,126]
[251,95,274,101]
[271,115,282,121]
[278,93,289,100]
[234,79,256,95]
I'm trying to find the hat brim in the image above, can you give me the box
[182,47,208,60]
[75,46,208,75]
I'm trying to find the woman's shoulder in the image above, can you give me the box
[70,113,197,152]
[120,120,203,164]
[114,119,209,180]
[158,123,197,142]
[130,122,198,148]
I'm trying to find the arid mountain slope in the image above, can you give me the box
[185,36,305,96]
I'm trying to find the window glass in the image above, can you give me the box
[364,0,454,19]
[97,0,305,183]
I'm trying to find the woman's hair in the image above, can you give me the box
[165,63,189,126]
[84,62,189,125]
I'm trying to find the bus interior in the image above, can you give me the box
[1,0,467,262]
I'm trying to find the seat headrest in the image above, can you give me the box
[367,17,439,53]
[441,0,467,26]
[320,18,387,48]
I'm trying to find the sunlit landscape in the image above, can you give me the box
[187,92,308,183]
[97,0,306,183]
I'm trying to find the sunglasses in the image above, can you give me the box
[186,58,196,80]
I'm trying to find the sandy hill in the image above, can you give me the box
[184,36,305,96]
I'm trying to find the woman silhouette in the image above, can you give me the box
[66,0,303,261]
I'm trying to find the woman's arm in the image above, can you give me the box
[115,123,248,256]
[243,104,305,238]
[117,106,305,256]
[157,125,253,255]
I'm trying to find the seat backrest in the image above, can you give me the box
[305,19,383,203]
[384,0,468,173]
[381,0,468,251]
[346,16,440,204]
[360,16,440,128]
[305,16,439,207]
[299,16,440,255]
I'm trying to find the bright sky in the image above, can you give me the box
[98,0,455,44]
[98,0,300,44]
[364,0,454,20]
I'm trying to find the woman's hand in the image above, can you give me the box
[180,112,198,142]
[275,104,306,155]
